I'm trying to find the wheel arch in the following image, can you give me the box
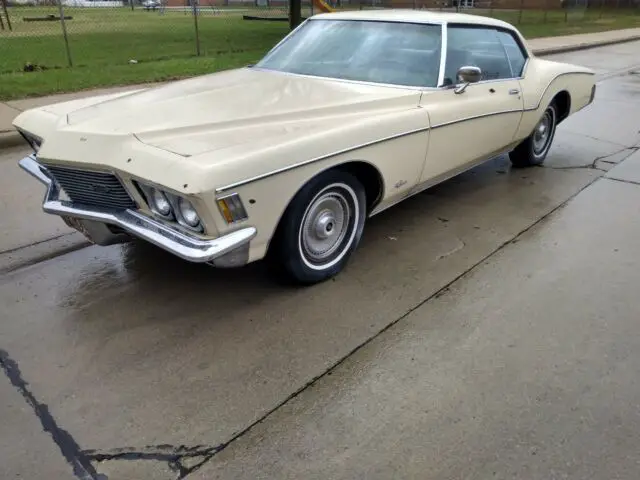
[332,160,386,214]
[552,90,571,124]
[516,80,578,142]
[265,160,385,257]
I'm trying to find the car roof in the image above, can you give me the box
[310,9,516,30]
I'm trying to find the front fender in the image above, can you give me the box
[204,128,430,262]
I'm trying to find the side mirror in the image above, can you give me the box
[454,66,482,94]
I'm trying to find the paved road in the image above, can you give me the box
[0,145,75,252]
[1,41,639,480]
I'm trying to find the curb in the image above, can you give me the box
[1,33,639,151]
[533,34,640,57]
[0,130,26,150]
[0,232,91,276]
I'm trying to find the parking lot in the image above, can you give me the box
[2,41,640,479]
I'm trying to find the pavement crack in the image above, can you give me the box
[550,145,639,172]
[604,176,640,188]
[82,445,222,479]
[595,62,640,82]
[48,170,610,479]
[153,174,601,479]
[436,238,466,260]
[560,130,632,148]
[0,232,81,256]
[0,349,100,480]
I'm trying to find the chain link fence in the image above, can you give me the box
[0,0,638,98]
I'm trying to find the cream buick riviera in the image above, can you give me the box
[15,10,596,284]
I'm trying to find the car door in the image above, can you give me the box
[417,24,526,185]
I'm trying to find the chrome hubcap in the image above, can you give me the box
[533,111,553,155]
[314,211,336,239]
[301,192,350,262]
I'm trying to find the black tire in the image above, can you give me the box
[509,102,558,168]
[272,170,367,285]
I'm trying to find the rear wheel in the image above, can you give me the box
[272,170,366,285]
[510,103,558,168]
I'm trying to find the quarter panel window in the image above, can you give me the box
[444,26,513,84]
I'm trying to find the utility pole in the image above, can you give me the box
[58,0,73,67]
[289,0,301,30]
[192,0,201,56]
[1,0,12,31]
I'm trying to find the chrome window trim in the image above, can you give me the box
[254,18,444,91]
[258,17,529,91]
[257,17,311,66]
[520,57,530,78]
[437,22,448,88]
[215,68,593,193]
[224,19,593,194]
[441,23,531,85]
[495,31,515,79]
[249,67,436,92]
[460,77,520,86]
[494,28,529,78]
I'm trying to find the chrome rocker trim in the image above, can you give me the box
[19,155,257,263]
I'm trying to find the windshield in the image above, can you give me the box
[256,19,442,88]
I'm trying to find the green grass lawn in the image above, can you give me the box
[0,6,638,101]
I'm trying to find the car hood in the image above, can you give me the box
[62,67,422,157]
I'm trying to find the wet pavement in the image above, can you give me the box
[0,145,75,253]
[1,41,640,480]
[197,160,640,480]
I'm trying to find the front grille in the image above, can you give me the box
[45,164,136,210]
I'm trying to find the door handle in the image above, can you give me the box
[509,89,520,95]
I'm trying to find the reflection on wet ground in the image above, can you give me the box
[0,150,604,456]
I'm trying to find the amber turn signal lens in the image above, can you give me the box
[217,194,248,224]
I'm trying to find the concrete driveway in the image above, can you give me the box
[1,41,640,480]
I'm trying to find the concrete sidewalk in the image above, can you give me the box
[193,149,640,480]
[1,27,640,149]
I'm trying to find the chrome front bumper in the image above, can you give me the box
[19,155,257,264]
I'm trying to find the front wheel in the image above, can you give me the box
[509,103,558,168]
[272,170,367,285]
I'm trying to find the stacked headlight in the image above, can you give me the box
[137,182,203,232]
[149,188,172,218]
[177,197,201,228]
